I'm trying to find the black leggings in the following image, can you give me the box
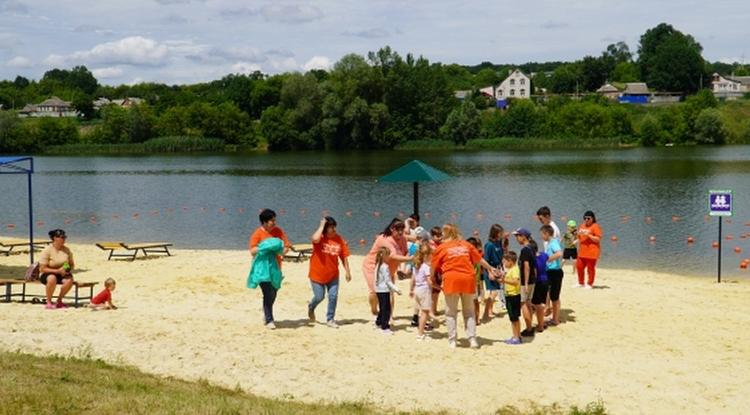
[259,282,277,324]
[375,292,391,330]
[548,269,564,301]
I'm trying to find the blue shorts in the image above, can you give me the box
[483,275,501,291]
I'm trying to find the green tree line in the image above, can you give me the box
[1,23,749,153]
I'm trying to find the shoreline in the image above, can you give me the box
[1,243,749,414]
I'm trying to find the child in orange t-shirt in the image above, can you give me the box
[89,278,117,310]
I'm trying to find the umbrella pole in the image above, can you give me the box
[413,182,419,216]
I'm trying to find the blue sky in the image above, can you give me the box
[1,0,748,85]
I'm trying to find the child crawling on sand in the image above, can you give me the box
[89,278,117,310]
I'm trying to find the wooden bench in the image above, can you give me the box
[0,240,51,256]
[96,242,172,261]
[283,244,313,263]
[0,278,98,307]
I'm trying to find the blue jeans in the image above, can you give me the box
[259,282,277,324]
[309,278,340,322]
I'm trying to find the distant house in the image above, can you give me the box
[618,83,650,104]
[494,69,531,99]
[18,96,78,117]
[596,83,621,100]
[711,73,750,100]
[454,90,471,100]
[93,97,145,110]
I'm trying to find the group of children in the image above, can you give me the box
[373,207,581,345]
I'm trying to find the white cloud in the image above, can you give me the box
[231,62,262,74]
[42,36,209,67]
[269,56,299,72]
[92,66,124,78]
[341,28,389,39]
[0,0,28,14]
[6,56,32,68]
[260,4,323,23]
[302,56,332,72]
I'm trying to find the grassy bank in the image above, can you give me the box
[0,351,606,415]
[44,136,235,155]
[395,137,630,151]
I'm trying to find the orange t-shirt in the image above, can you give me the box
[431,240,481,295]
[309,235,350,284]
[578,223,602,259]
[249,226,290,267]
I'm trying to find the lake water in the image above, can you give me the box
[1,147,749,278]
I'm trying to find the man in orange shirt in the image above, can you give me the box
[249,209,291,329]
[308,217,351,328]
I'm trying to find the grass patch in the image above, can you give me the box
[396,137,629,151]
[45,136,227,155]
[0,351,606,415]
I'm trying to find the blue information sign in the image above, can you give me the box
[709,190,732,217]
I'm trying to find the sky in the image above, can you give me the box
[1,0,749,85]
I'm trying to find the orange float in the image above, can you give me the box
[373,211,381,218]
[687,236,695,244]
[740,261,748,270]
[6,223,15,229]
[645,216,653,224]
[671,216,680,222]
[712,241,719,248]
[345,211,353,217]
[734,247,742,254]
[36,221,44,226]
[611,235,618,242]
[560,215,568,222]
[649,236,656,242]
[359,239,366,246]
[726,235,734,240]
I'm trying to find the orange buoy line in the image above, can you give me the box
[611,235,618,242]
[712,241,720,248]
[687,236,695,244]
[649,236,656,242]
[734,247,742,254]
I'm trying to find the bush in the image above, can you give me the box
[440,101,480,145]
[638,114,662,146]
[694,108,728,144]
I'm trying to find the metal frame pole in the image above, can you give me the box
[413,182,419,216]
[718,216,722,283]
[28,159,34,264]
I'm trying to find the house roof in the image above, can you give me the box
[596,83,620,93]
[19,104,37,112]
[623,83,650,95]
[38,96,71,107]
[727,76,750,85]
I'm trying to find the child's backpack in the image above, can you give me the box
[24,262,40,282]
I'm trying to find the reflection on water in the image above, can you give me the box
[1,146,749,278]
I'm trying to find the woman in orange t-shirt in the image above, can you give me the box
[307,216,351,328]
[361,218,411,320]
[576,210,603,288]
[431,224,498,349]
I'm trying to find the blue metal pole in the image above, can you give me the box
[28,159,34,264]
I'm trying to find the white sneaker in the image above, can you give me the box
[448,340,457,349]
[326,320,339,329]
[265,321,276,330]
[381,329,393,335]
[416,334,427,341]
[573,283,584,288]
[584,284,593,290]
[469,338,479,349]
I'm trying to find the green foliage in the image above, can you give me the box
[549,64,582,93]
[638,114,662,146]
[694,108,727,144]
[440,101,480,145]
[611,62,639,82]
[0,111,32,152]
[72,92,95,120]
[637,23,706,92]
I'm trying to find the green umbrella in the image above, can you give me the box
[378,160,451,216]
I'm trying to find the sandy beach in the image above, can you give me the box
[1,241,749,414]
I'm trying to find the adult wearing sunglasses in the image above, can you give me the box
[576,211,602,289]
[38,229,76,309]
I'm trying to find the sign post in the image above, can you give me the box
[709,190,733,283]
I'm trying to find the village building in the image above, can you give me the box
[596,83,621,100]
[93,97,145,110]
[494,69,531,99]
[18,96,78,117]
[711,73,750,100]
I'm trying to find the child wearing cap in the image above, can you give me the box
[562,220,578,279]
[512,227,537,338]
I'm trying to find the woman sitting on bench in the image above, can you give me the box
[39,229,75,310]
